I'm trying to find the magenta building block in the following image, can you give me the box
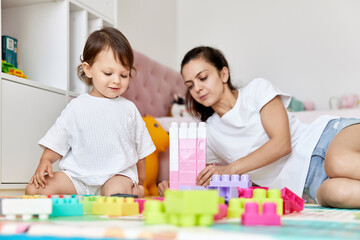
[238,187,253,198]
[134,199,146,213]
[152,197,164,201]
[241,202,281,226]
[214,204,228,220]
[281,187,304,213]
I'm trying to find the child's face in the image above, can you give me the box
[84,48,130,99]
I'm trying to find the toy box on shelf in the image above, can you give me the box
[2,35,18,68]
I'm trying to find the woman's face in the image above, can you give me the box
[182,58,228,107]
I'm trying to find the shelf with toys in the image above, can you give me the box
[0,0,117,193]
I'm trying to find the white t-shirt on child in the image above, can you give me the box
[206,78,336,196]
[39,94,156,186]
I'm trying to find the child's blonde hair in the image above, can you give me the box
[77,27,135,86]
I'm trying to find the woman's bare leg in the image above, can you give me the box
[25,171,77,195]
[317,124,360,208]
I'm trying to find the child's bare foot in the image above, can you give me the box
[133,185,145,198]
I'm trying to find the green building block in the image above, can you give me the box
[143,200,166,225]
[252,189,283,216]
[82,196,100,213]
[164,190,219,226]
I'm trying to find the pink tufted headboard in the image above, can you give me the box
[122,50,186,117]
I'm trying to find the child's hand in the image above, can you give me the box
[29,159,54,189]
[158,180,169,197]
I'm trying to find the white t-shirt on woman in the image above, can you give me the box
[206,78,335,196]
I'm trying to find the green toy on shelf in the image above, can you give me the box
[1,60,28,79]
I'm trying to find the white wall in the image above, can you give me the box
[117,0,178,69]
[119,0,360,110]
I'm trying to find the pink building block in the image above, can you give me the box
[214,204,228,220]
[134,199,146,213]
[241,202,281,226]
[169,122,207,189]
[281,187,304,214]
[238,188,253,198]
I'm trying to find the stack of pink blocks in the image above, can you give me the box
[169,122,206,189]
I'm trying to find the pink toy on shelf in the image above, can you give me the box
[241,202,281,226]
[281,187,304,214]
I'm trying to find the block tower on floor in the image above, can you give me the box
[169,122,206,189]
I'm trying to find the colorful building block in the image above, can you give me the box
[143,190,219,226]
[241,202,281,226]
[169,122,207,189]
[252,188,283,216]
[82,196,100,213]
[1,198,52,220]
[164,190,218,226]
[50,197,83,217]
[143,200,166,224]
[207,174,252,202]
[281,187,304,214]
[92,197,139,216]
[214,204,228,220]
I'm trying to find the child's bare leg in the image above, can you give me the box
[101,175,145,198]
[317,178,360,208]
[25,171,77,195]
[101,175,133,196]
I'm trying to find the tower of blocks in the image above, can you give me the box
[169,122,206,189]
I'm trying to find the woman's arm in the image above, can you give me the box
[197,96,292,186]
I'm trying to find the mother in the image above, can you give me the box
[159,46,360,209]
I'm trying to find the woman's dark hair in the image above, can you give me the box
[180,46,236,121]
[77,27,135,86]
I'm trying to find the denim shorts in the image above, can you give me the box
[303,118,360,202]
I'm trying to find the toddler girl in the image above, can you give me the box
[25,27,155,197]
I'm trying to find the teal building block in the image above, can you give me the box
[50,198,83,217]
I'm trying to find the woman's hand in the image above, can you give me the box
[158,180,169,197]
[196,164,232,187]
[29,158,54,189]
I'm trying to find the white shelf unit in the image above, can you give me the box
[0,0,117,190]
